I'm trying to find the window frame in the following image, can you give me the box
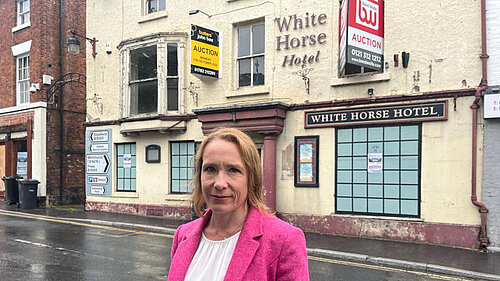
[16,0,30,27]
[119,33,186,118]
[334,123,422,218]
[236,22,265,88]
[116,143,137,192]
[170,141,195,194]
[16,54,30,105]
[146,0,166,14]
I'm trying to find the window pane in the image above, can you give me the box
[252,24,265,54]
[238,59,251,87]
[253,56,265,86]
[401,126,419,140]
[384,171,399,184]
[337,198,352,211]
[384,126,399,141]
[353,171,367,183]
[368,127,383,141]
[238,26,250,57]
[401,200,418,216]
[130,80,158,115]
[368,172,383,183]
[167,78,178,111]
[384,142,399,155]
[147,0,157,13]
[384,156,399,169]
[368,142,383,153]
[401,171,418,184]
[337,184,352,196]
[401,185,418,199]
[384,185,399,198]
[353,198,367,212]
[338,129,352,143]
[337,143,352,156]
[337,171,352,183]
[353,128,367,142]
[130,46,157,81]
[401,141,418,155]
[385,199,400,214]
[167,43,178,76]
[159,0,166,11]
[353,157,366,169]
[337,157,352,169]
[401,156,418,169]
[368,184,383,198]
[353,143,366,156]
[368,199,383,213]
[353,184,366,197]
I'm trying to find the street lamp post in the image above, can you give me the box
[66,29,98,58]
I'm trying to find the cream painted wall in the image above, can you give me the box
[86,0,483,226]
[33,107,47,196]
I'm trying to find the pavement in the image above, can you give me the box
[1,201,500,281]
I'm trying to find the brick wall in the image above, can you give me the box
[0,0,86,205]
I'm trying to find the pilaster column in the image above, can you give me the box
[262,134,277,212]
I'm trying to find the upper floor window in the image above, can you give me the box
[237,23,265,87]
[16,54,29,105]
[147,0,165,14]
[119,33,185,118]
[17,0,30,26]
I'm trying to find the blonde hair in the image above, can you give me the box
[192,127,271,217]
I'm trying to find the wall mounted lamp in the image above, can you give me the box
[402,52,410,68]
[189,9,211,17]
[66,29,98,58]
[29,83,40,93]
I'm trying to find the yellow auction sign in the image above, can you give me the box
[191,25,220,78]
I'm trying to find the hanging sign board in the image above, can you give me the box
[339,0,384,74]
[484,93,500,119]
[191,24,221,78]
[86,129,112,197]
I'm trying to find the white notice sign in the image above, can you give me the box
[484,93,500,119]
[368,153,383,173]
[123,154,132,168]
[86,154,110,174]
[90,131,109,142]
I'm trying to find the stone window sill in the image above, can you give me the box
[112,192,139,198]
[225,86,270,98]
[138,11,168,24]
[165,194,191,201]
[12,22,30,33]
[331,72,391,87]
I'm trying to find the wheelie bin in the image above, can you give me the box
[17,179,40,209]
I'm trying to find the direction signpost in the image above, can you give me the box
[85,129,112,196]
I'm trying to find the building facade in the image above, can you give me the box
[483,0,500,251]
[0,0,86,204]
[85,0,492,249]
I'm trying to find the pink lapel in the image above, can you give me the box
[223,207,263,281]
[169,212,210,280]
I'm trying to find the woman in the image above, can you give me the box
[167,128,309,281]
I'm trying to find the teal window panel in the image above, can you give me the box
[384,126,400,141]
[384,171,399,184]
[172,180,179,192]
[353,128,367,142]
[368,199,383,213]
[401,200,418,216]
[368,172,383,183]
[124,144,130,154]
[117,156,124,166]
[337,143,352,156]
[401,125,419,140]
[384,142,400,155]
[124,179,130,190]
[353,198,367,212]
[368,142,383,153]
[337,184,352,196]
[131,155,136,166]
[117,145,124,154]
[188,155,194,167]
[401,185,418,199]
[171,142,179,154]
[180,168,187,178]
[353,143,367,156]
[131,168,136,178]
[368,184,383,198]
[337,170,352,183]
[188,143,195,154]
[385,199,400,214]
[368,127,383,141]
[118,168,124,177]
[124,168,130,178]
[337,157,352,169]
[401,171,418,184]
[338,129,353,143]
[384,156,399,169]
[172,168,179,179]
[401,156,418,169]
[401,141,418,155]
[118,179,124,189]
[172,156,180,166]
[130,180,136,190]
[130,144,136,154]
[180,142,187,154]
[187,168,193,179]
[353,184,367,197]
[384,185,400,198]
[180,156,187,167]
[353,157,367,169]
[353,171,367,183]
[337,198,352,211]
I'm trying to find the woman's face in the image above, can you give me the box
[201,139,249,217]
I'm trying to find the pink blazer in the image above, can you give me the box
[167,207,310,281]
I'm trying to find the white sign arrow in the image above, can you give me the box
[86,154,110,174]
[90,186,106,195]
[90,131,109,142]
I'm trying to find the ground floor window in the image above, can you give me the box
[170,141,195,194]
[116,143,136,192]
[335,124,421,217]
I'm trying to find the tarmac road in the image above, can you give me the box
[0,211,477,281]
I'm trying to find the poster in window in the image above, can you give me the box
[368,152,382,173]
[294,136,319,187]
[17,152,28,177]
[123,154,132,169]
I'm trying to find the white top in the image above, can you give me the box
[184,231,241,281]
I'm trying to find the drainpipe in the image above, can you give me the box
[58,0,64,204]
[470,0,489,249]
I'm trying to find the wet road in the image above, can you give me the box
[0,213,473,281]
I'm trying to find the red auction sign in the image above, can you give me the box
[339,0,384,74]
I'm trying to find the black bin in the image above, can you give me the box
[17,179,40,209]
[2,176,21,205]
